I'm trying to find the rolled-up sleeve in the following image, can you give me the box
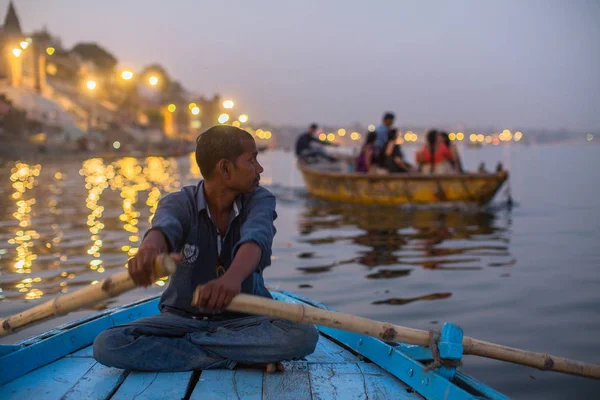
[233,190,277,270]
[145,192,191,253]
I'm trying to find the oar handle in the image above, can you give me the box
[191,286,600,380]
[462,337,600,380]
[0,254,177,336]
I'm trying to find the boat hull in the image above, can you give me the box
[0,290,508,400]
[299,165,508,206]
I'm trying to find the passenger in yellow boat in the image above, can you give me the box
[415,130,458,174]
[440,132,464,173]
[378,129,415,173]
[374,112,395,157]
[295,123,337,163]
[354,131,377,172]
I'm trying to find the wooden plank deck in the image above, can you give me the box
[110,371,193,400]
[1,333,423,400]
[0,357,97,399]
[62,363,128,400]
[263,361,312,400]
[310,363,421,400]
[192,369,263,400]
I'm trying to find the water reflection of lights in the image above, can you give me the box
[9,163,41,276]
[2,156,184,301]
[109,157,179,278]
[80,159,114,273]
[8,163,44,299]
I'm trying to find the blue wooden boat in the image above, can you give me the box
[0,289,508,400]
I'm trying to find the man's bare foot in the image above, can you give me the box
[236,362,285,373]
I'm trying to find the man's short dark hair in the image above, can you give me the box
[309,123,318,130]
[383,112,395,121]
[195,125,254,178]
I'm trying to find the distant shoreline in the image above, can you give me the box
[0,142,193,166]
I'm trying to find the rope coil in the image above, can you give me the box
[424,329,463,373]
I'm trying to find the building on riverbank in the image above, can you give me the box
[0,1,257,156]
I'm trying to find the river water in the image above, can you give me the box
[0,143,598,399]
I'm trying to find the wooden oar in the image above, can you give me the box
[0,254,176,336]
[191,286,600,380]
[2,256,598,380]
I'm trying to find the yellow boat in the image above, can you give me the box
[298,162,509,206]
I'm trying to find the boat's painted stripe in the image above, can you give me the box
[191,369,263,400]
[111,371,193,400]
[0,356,96,399]
[0,299,159,386]
[262,361,312,400]
[62,362,128,400]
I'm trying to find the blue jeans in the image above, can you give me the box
[93,312,318,371]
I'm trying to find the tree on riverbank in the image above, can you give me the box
[71,43,118,75]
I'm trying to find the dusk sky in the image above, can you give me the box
[5,0,600,131]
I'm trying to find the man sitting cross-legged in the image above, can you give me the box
[93,125,318,372]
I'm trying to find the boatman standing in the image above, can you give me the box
[93,125,318,372]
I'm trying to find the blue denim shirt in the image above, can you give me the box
[374,124,389,154]
[147,181,277,318]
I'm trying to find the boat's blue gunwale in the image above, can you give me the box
[15,294,160,347]
[1,289,507,400]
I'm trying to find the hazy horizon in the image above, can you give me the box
[5,0,600,132]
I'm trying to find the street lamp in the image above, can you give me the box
[46,47,55,56]
[218,113,230,124]
[121,70,133,80]
[191,106,200,116]
[148,76,159,86]
[238,114,248,123]
[223,100,234,109]
[19,41,29,49]
[167,104,176,113]
[12,48,21,57]
[86,80,97,91]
